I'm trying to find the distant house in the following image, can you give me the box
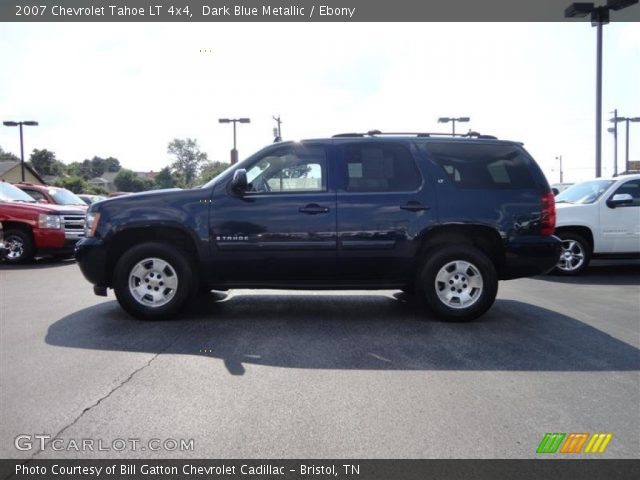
[0,161,46,185]
[88,171,119,192]
[42,174,61,185]
[136,170,158,180]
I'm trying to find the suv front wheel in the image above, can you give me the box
[420,245,498,322]
[113,242,196,320]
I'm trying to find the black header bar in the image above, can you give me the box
[1,459,640,480]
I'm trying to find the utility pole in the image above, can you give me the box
[556,155,564,183]
[609,109,618,176]
[272,115,282,142]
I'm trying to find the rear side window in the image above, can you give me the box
[426,142,537,189]
[343,142,421,192]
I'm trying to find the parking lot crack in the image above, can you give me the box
[28,344,174,462]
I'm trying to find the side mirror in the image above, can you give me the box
[230,169,248,194]
[38,199,49,204]
[607,193,633,208]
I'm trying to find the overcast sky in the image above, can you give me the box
[1,22,639,183]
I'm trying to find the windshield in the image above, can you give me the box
[555,180,615,204]
[0,182,37,202]
[50,188,86,205]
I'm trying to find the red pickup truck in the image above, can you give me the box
[0,181,86,263]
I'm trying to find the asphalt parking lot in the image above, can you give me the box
[0,260,638,459]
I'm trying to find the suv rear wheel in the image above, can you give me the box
[113,242,195,320]
[419,245,498,321]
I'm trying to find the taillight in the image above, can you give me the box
[540,192,556,236]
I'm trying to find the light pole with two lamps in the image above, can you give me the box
[564,0,639,178]
[218,117,250,165]
[437,116,470,136]
[2,120,39,182]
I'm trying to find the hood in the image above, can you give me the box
[555,202,588,211]
[93,188,184,208]
[0,200,86,215]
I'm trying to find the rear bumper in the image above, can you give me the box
[75,237,110,288]
[502,235,561,280]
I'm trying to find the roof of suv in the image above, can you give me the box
[331,130,500,140]
[284,131,522,146]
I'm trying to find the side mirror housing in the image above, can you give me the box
[230,169,248,194]
[607,193,633,208]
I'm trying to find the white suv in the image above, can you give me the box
[553,174,640,275]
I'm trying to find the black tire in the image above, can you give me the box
[419,245,498,322]
[113,242,196,320]
[3,229,35,264]
[554,232,591,276]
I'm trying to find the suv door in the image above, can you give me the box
[335,141,435,282]
[599,178,640,253]
[209,144,337,283]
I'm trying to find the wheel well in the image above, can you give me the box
[105,227,199,285]
[2,221,33,239]
[416,225,505,275]
[554,226,594,253]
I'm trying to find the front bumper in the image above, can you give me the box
[502,235,561,280]
[75,237,110,288]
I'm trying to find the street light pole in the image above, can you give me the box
[2,120,39,182]
[437,116,470,136]
[564,0,639,178]
[218,117,250,164]
[556,155,564,183]
[595,9,604,178]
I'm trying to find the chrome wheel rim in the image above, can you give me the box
[128,257,179,308]
[557,239,585,272]
[435,260,483,309]
[5,236,24,261]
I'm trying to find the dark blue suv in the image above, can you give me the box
[75,132,560,321]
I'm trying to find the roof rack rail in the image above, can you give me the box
[332,130,497,139]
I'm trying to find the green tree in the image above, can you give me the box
[154,166,177,189]
[29,149,64,177]
[198,161,229,184]
[89,157,106,178]
[66,161,92,180]
[103,157,121,172]
[167,138,208,187]
[54,176,89,194]
[114,169,153,192]
[0,146,20,163]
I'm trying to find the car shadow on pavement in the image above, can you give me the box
[45,292,640,376]
[533,264,640,286]
[0,257,75,270]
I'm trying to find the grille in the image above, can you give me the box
[62,214,86,240]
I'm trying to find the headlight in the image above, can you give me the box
[85,212,101,237]
[38,214,62,229]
